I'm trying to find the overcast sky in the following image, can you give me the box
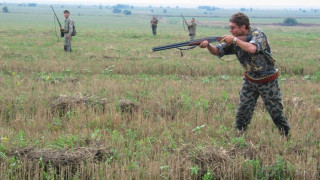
[6,0,319,8]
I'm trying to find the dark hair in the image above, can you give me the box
[229,12,250,29]
[64,10,70,14]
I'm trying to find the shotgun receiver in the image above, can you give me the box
[51,5,64,37]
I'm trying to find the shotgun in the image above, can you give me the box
[181,14,187,31]
[152,35,251,52]
[51,5,64,37]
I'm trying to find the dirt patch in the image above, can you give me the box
[178,142,261,179]
[7,147,112,167]
[37,77,79,84]
[118,99,140,113]
[102,55,119,59]
[50,94,107,115]
[0,30,9,34]
[191,146,231,178]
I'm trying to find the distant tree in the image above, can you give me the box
[204,11,208,14]
[28,3,37,7]
[198,6,219,11]
[163,9,167,13]
[151,9,154,13]
[0,3,2,6]
[99,4,102,9]
[240,8,247,12]
[130,6,134,9]
[112,8,121,13]
[78,5,81,8]
[283,17,298,26]
[2,6,8,13]
[60,5,64,8]
[160,6,162,8]
[112,4,129,9]
[176,6,179,9]
[123,10,131,15]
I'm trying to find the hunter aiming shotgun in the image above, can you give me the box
[152,35,252,52]
[51,5,64,38]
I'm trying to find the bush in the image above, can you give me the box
[283,18,298,26]
[2,6,8,13]
[123,10,131,15]
[28,3,37,7]
[112,8,121,13]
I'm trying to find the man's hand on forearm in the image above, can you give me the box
[199,40,220,55]
[220,35,235,44]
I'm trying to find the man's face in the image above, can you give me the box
[191,18,195,23]
[64,12,69,19]
[229,22,246,36]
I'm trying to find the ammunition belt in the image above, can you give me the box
[245,70,279,84]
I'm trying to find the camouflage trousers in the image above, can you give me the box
[64,35,72,52]
[189,34,195,40]
[152,25,157,35]
[235,78,290,135]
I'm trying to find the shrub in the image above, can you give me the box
[283,18,298,26]
[28,3,37,7]
[112,8,121,13]
[123,10,131,15]
[2,6,8,13]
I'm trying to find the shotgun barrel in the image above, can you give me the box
[152,36,222,52]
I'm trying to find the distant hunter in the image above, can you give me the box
[150,16,158,35]
[184,18,197,40]
[60,10,74,52]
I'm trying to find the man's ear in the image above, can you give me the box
[240,25,246,31]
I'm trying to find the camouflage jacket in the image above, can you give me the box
[187,22,197,35]
[216,28,277,79]
[151,19,158,26]
[63,18,74,36]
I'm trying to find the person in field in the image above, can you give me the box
[199,12,290,136]
[184,18,197,40]
[150,16,158,36]
[60,10,74,52]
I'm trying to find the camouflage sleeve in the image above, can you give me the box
[188,22,196,28]
[67,20,74,35]
[249,29,267,53]
[215,42,235,58]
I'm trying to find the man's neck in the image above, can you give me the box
[242,29,249,36]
